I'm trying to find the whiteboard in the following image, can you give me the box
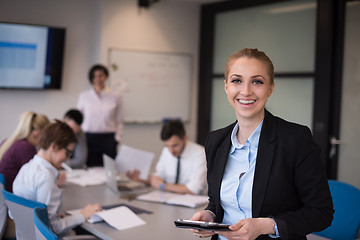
[108,49,192,123]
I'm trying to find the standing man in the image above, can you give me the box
[151,120,207,195]
[63,109,87,169]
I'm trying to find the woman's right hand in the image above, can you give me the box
[189,210,216,238]
[80,203,102,219]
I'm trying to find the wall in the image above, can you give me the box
[338,2,360,189]
[99,0,200,160]
[0,0,100,122]
[0,0,201,165]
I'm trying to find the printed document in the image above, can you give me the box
[65,167,106,186]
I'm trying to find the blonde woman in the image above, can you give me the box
[0,111,49,192]
[190,49,333,240]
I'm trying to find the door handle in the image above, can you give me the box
[329,136,341,159]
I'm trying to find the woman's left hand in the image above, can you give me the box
[126,169,141,181]
[215,218,275,240]
[189,210,216,238]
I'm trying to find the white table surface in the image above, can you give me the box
[62,182,203,240]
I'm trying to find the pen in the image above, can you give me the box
[61,162,73,172]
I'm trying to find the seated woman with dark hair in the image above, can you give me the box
[13,121,102,237]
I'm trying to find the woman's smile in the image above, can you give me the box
[238,99,256,105]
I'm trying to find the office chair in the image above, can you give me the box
[313,180,360,240]
[2,189,47,240]
[34,207,58,240]
[0,174,7,239]
[33,207,100,240]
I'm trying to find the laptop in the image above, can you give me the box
[103,154,148,197]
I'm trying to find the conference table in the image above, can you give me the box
[62,182,329,240]
[62,182,203,240]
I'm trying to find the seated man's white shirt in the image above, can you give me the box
[13,155,85,235]
[154,141,207,195]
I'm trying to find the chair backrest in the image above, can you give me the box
[313,180,360,240]
[33,207,58,240]
[2,189,48,240]
[0,173,7,239]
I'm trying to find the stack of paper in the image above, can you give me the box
[136,190,208,208]
[65,168,106,186]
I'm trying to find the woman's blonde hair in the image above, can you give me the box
[0,111,50,160]
[224,48,274,84]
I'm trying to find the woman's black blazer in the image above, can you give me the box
[204,110,334,240]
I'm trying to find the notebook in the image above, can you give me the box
[136,190,208,208]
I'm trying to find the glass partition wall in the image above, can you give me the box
[210,0,316,130]
[197,0,347,179]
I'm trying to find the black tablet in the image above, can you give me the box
[174,219,231,231]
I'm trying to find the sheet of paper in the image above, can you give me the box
[95,206,146,231]
[115,144,155,180]
[65,168,106,186]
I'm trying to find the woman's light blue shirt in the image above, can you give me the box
[219,121,262,240]
[219,120,279,239]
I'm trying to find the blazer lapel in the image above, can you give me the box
[213,130,232,200]
[252,110,277,218]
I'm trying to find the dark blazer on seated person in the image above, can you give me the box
[205,110,334,240]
